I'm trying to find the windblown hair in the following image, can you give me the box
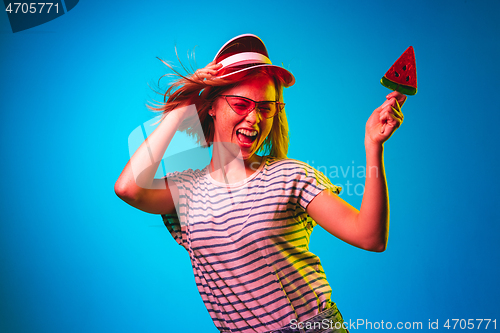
[148,58,290,159]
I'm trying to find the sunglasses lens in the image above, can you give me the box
[257,102,276,118]
[226,96,253,115]
[224,96,281,118]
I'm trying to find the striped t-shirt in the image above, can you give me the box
[161,157,341,333]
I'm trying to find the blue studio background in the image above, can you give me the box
[1,1,499,332]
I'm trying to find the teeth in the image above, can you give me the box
[237,129,258,137]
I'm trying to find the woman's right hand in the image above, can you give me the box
[193,61,223,81]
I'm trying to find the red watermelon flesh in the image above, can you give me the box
[381,46,417,95]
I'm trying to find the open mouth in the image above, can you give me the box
[236,128,258,147]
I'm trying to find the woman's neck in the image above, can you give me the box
[209,145,264,184]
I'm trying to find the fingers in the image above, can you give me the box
[379,104,403,134]
[194,62,223,80]
[383,96,404,113]
[390,106,404,123]
[375,98,395,116]
[207,62,223,71]
[379,106,403,126]
[386,91,407,108]
[370,92,406,137]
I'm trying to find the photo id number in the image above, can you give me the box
[5,3,59,14]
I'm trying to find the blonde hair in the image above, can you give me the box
[148,59,290,159]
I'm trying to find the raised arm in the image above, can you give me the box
[114,105,193,215]
[115,61,222,215]
[306,91,406,252]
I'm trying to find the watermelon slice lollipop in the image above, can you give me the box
[381,46,417,95]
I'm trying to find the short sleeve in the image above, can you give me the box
[159,169,198,250]
[295,162,342,211]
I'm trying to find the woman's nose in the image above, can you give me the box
[245,108,261,123]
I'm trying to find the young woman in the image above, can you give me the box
[115,34,406,333]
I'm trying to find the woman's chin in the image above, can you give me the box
[236,136,259,158]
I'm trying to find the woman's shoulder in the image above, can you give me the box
[264,156,316,173]
[264,156,341,194]
[162,166,208,181]
[266,156,313,167]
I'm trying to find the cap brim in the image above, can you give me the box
[216,64,295,87]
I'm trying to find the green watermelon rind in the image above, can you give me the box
[380,76,417,96]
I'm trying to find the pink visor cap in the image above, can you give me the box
[214,34,295,87]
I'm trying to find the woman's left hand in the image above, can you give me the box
[365,91,406,147]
